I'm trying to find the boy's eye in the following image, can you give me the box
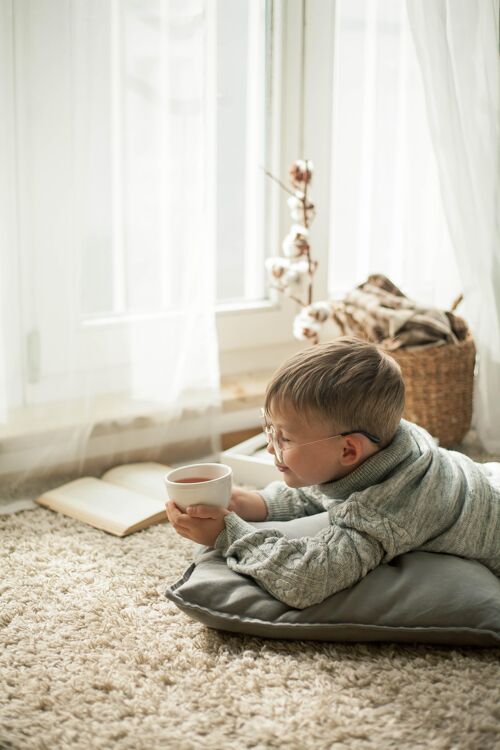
[281,437,291,443]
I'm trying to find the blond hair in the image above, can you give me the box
[264,337,405,447]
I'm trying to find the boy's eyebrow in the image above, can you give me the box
[267,406,305,434]
[271,417,298,434]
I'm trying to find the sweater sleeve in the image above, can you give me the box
[213,510,384,609]
[257,481,326,521]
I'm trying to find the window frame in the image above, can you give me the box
[2,0,337,410]
[216,0,336,375]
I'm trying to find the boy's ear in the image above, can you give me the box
[339,434,364,465]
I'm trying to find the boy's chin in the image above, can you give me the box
[283,471,339,488]
[282,475,308,489]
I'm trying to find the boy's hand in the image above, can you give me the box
[228,487,268,521]
[166,501,230,547]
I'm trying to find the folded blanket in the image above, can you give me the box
[294,274,468,349]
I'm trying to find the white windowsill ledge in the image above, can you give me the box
[0,371,272,443]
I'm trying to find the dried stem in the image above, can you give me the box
[302,160,313,306]
[265,159,317,310]
[302,167,309,230]
[270,284,305,307]
[263,169,296,197]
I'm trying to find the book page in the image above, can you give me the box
[102,462,172,501]
[36,477,167,536]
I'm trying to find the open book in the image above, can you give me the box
[35,462,172,537]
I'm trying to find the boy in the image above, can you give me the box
[167,337,500,609]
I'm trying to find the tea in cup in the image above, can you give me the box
[164,463,232,510]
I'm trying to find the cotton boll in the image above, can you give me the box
[279,259,308,291]
[289,160,314,186]
[265,256,288,279]
[287,196,302,212]
[309,300,332,323]
[293,313,320,342]
[282,234,302,258]
[293,316,310,340]
[295,307,320,330]
[295,236,310,256]
[295,159,314,173]
[290,224,309,238]
[287,197,314,224]
[294,301,347,342]
[292,303,329,343]
[282,225,310,258]
[289,204,316,224]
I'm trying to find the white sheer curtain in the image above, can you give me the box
[407,0,500,453]
[0,0,220,501]
[328,0,463,310]
[327,0,499,452]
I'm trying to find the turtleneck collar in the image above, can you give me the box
[319,420,423,499]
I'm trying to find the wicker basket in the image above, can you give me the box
[388,332,476,447]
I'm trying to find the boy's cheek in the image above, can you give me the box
[281,472,304,488]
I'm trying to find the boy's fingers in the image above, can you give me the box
[166,501,189,525]
[165,503,176,525]
[186,505,219,519]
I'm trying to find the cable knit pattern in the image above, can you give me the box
[214,420,500,609]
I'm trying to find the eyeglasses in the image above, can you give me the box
[260,408,381,465]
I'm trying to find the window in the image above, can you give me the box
[215,0,267,304]
[2,1,336,411]
[327,0,461,308]
[78,0,271,316]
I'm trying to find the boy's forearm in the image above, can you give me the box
[227,482,324,524]
[258,481,322,521]
[214,515,384,609]
[231,489,268,521]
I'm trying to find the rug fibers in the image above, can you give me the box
[1,504,499,750]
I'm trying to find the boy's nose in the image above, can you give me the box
[266,441,275,456]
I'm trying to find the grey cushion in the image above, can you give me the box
[165,512,500,646]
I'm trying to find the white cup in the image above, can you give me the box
[164,462,232,510]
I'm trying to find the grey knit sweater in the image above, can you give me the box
[214,419,500,609]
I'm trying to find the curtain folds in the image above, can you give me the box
[328,0,463,312]
[0,0,221,503]
[406,0,500,452]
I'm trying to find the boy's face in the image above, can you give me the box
[264,403,355,487]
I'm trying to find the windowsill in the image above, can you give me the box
[0,393,160,442]
[220,370,269,412]
[0,370,272,443]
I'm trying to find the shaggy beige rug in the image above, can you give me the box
[1,503,499,750]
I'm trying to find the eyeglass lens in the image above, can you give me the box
[266,425,283,463]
